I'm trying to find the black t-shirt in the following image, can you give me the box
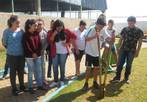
[120,27,143,52]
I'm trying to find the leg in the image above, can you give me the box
[34,57,43,87]
[47,54,52,78]
[125,51,135,80]
[115,50,127,80]
[52,55,59,82]
[102,46,110,66]
[59,54,67,81]
[41,53,46,81]
[3,54,10,77]
[26,58,34,89]
[93,67,99,82]
[17,56,25,88]
[9,55,17,90]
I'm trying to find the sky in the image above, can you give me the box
[106,0,147,17]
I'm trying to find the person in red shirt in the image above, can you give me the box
[48,19,78,87]
[23,19,45,94]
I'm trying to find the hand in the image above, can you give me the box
[32,53,37,59]
[62,41,66,47]
[75,49,79,55]
[95,31,100,38]
[53,30,58,36]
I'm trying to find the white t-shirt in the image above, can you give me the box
[74,28,86,51]
[85,28,99,57]
[56,40,68,54]
[39,29,48,51]
[100,27,115,41]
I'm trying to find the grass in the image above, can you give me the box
[50,48,147,102]
[0,48,6,69]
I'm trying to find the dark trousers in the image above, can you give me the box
[115,49,135,80]
[8,55,25,90]
[3,54,9,76]
[47,53,52,78]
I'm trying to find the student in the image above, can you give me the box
[47,20,54,78]
[36,19,48,84]
[111,16,143,83]
[82,18,106,91]
[3,15,26,96]
[48,19,78,87]
[23,19,44,94]
[73,20,86,76]
[101,19,118,70]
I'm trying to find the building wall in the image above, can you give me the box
[0,13,94,48]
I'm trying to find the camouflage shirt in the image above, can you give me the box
[120,27,143,52]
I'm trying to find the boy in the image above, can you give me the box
[111,16,143,83]
[74,20,86,76]
[82,18,106,90]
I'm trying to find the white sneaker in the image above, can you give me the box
[49,82,58,88]
[60,81,64,86]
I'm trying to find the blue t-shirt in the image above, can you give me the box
[2,28,24,56]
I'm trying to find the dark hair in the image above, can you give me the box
[108,19,114,24]
[127,16,136,22]
[96,18,106,26]
[51,20,54,23]
[7,15,18,28]
[25,19,36,32]
[52,19,64,32]
[79,20,86,26]
[52,19,66,42]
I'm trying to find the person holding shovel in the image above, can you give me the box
[82,18,106,91]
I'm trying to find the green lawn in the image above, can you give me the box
[50,48,147,102]
[0,49,6,69]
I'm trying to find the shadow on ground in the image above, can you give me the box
[50,73,125,102]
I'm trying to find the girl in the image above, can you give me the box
[23,19,44,94]
[48,19,78,87]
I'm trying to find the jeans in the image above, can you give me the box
[41,52,46,80]
[52,54,67,82]
[47,53,52,78]
[26,57,43,88]
[115,49,135,80]
[3,54,10,76]
[9,55,25,90]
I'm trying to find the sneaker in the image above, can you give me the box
[29,88,35,94]
[20,86,28,92]
[49,82,58,88]
[93,81,100,89]
[12,89,19,96]
[82,82,89,91]
[122,79,130,84]
[60,81,64,86]
[37,86,46,90]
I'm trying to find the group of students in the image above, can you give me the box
[1,14,143,96]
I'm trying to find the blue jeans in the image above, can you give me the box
[41,52,46,80]
[26,57,43,88]
[52,54,67,82]
[115,49,135,80]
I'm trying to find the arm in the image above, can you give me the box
[2,30,8,48]
[135,38,143,58]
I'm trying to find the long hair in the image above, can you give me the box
[25,19,36,32]
[52,19,64,32]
